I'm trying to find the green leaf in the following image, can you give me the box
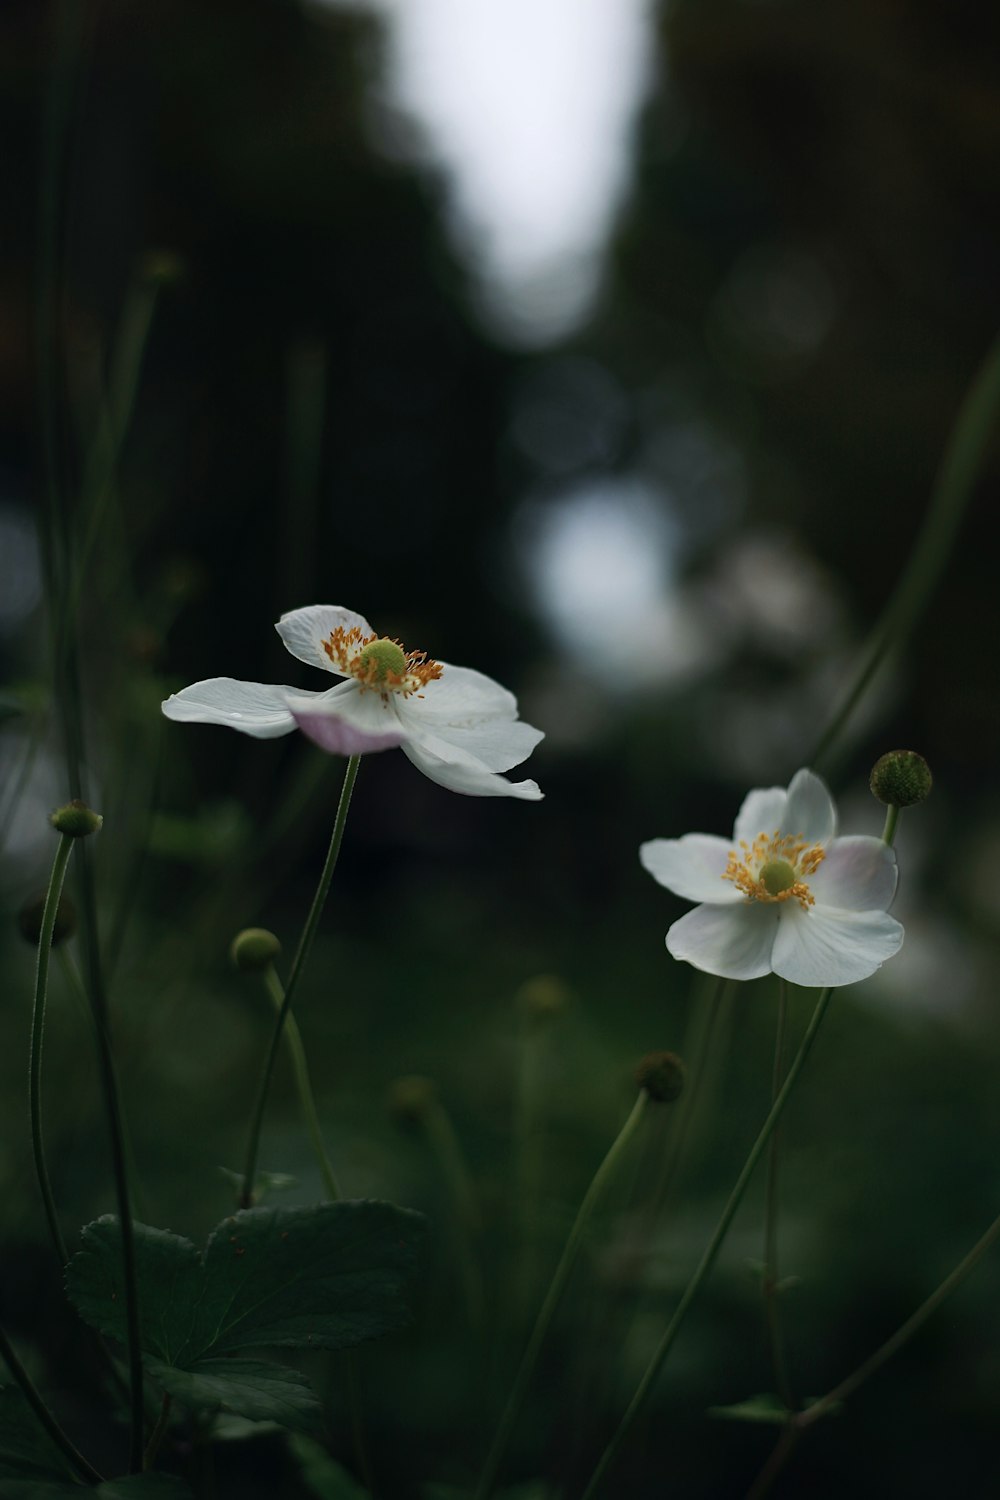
[148,1359,321,1434]
[288,1434,371,1498]
[65,1202,425,1433]
[218,1168,298,1201]
[67,1202,426,1360]
[0,1387,77,1481]
[707,1393,790,1425]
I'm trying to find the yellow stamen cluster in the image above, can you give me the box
[323,625,443,697]
[722,830,825,909]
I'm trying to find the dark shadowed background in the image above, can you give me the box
[3,1,1000,1495]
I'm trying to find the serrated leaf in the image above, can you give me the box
[708,1393,790,1425]
[148,1358,321,1434]
[67,1202,425,1362]
[0,1387,77,1481]
[288,1434,371,1498]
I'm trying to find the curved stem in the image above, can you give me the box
[29,832,74,1266]
[579,986,835,1500]
[743,1419,799,1500]
[474,1090,650,1500]
[762,979,793,1410]
[261,963,340,1201]
[0,1318,103,1485]
[812,331,1000,773]
[239,754,360,1209]
[424,1098,485,1330]
[143,1392,172,1471]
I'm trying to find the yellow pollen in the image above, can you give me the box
[322,626,443,697]
[722,829,825,909]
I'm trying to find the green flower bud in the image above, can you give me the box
[515,974,572,1023]
[17,891,77,947]
[869,750,933,808]
[50,800,103,838]
[230,927,282,972]
[387,1075,437,1127]
[635,1050,686,1104]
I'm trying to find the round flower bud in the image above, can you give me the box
[515,974,572,1023]
[230,927,282,972]
[869,750,933,808]
[50,800,103,838]
[17,891,77,947]
[635,1050,686,1104]
[387,1075,437,1127]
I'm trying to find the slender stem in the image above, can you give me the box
[0,1318,104,1485]
[579,987,835,1500]
[801,1209,1000,1429]
[743,1420,799,1500]
[424,1098,485,1329]
[762,979,793,1410]
[29,832,74,1266]
[261,963,340,1201]
[143,1392,172,1471]
[511,1015,549,1320]
[812,330,1000,773]
[239,754,360,1209]
[474,1090,650,1500]
[881,804,900,847]
[651,975,729,1213]
[75,836,146,1472]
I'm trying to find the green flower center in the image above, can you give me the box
[759,859,797,896]
[356,638,407,681]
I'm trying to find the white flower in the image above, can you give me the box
[639,768,903,987]
[161,604,544,801]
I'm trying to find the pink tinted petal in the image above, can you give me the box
[783,768,836,844]
[809,837,897,912]
[772,904,904,988]
[276,605,376,676]
[639,835,742,904]
[161,678,299,739]
[287,683,408,756]
[666,902,778,981]
[734,786,788,844]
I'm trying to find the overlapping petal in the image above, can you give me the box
[275,605,375,676]
[666,903,778,981]
[808,836,897,911]
[639,836,742,904]
[287,682,409,755]
[733,785,787,844]
[162,678,329,739]
[784,768,837,844]
[401,723,543,799]
[772,904,904,987]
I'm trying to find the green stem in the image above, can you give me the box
[812,331,1000,773]
[801,1208,1000,1430]
[474,1090,650,1500]
[75,836,146,1473]
[0,1318,104,1485]
[881,804,900,848]
[29,832,74,1266]
[261,963,340,1201]
[578,987,835,1500]
[239,754,360,1209]
[762,979,793,1410]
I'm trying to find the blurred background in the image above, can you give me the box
[3,0,1000,1495]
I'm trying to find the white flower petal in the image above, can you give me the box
[399,696,542,773]
[412,663,519,724]
[772,904,904,988]
[275,605,376,676]
[162,678,306,739]
[809,837,898,912]
[666,902,779,981]
[401,734,543,800]
[783,768,837,844]
[639,835,742,904]
[286,683,409,755]
[734,785,788,844]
